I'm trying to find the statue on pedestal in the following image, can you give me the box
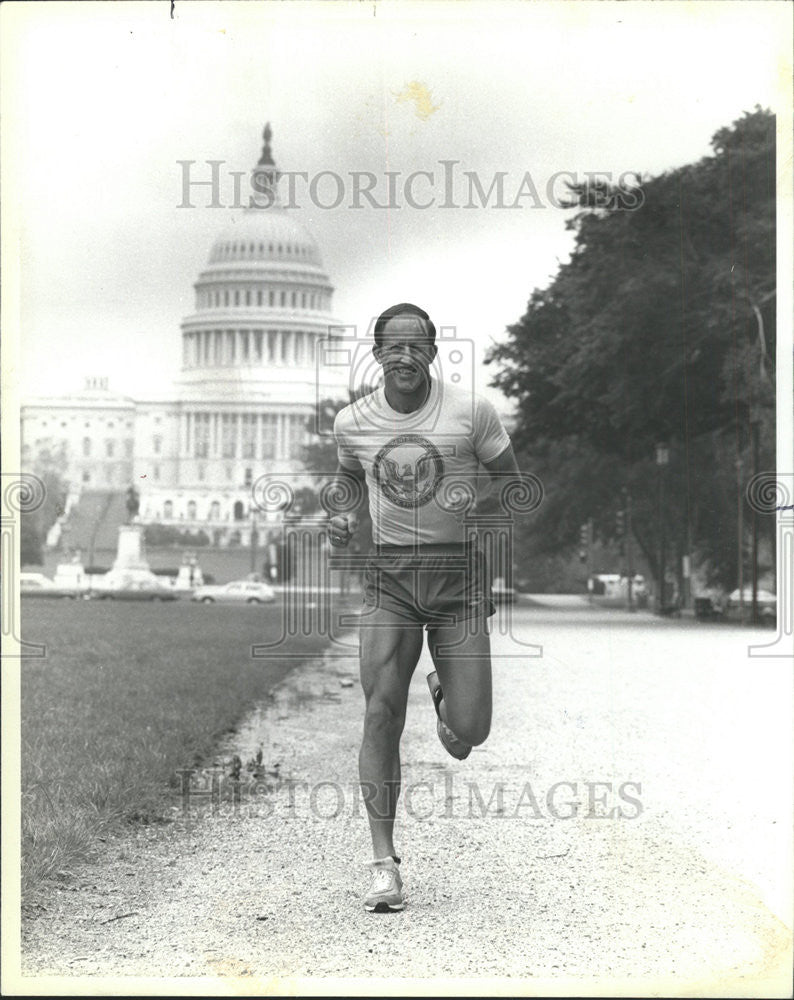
[125,485,140,524]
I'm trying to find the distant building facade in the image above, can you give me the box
[21,125,348,546]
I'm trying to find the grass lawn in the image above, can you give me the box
[20,597,350,893]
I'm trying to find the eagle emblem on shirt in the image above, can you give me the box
[373,434,444,509]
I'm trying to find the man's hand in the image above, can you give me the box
[325,463,365,546]
[327,513,359,547]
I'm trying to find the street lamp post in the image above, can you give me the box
[750,418,760,624]
[736,455,744,620]
[623,487,635,612]
[655,443,669,613]
[249,508,259,577]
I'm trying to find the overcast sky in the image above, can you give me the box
[3,0,790,410]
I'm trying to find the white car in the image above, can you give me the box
[191,580,276,605]
[491,576,517,605]
[21,571,56,590]
[20,572,82,599]
[726,587,776,622]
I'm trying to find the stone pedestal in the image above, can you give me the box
[112,524,151,573]
[94,525,157,591]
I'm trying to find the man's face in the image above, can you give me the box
[373,315,437,394]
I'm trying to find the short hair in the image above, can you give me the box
[373,302,436,347]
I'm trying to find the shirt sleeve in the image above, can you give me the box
[333,409,364,471]
[472,394,511,464]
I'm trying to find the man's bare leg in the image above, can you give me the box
[358,606,423,859]
[427,616,492,747]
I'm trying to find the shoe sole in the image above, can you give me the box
[365,901,405,913]
[427,673,472,760]
[427,671,442,710]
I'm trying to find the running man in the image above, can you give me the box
[328,303,519,912]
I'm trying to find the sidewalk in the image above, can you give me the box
[19,605,792,994]
[222,611,791,990]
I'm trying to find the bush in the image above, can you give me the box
[21,518,44,566]
[143,525,210,547]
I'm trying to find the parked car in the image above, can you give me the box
[91,581,179,601]
[191,580,276,605]
[694,596,723,621]
[588,574,648,608]
[90,571,179,601]
[632,576,649,608]
[20,572,83,599]
[491,576,517,605]
[725,587,776,623]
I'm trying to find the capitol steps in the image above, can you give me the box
[62,490,129,562]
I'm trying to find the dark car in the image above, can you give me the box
[90,574,180,601]
[91,585,179,601]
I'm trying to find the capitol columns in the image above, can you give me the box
[180,411,189,459]
[278,413,286,460]
[211,413,220,458]
[252,411,260,460]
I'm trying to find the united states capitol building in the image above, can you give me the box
[21,125,349,549]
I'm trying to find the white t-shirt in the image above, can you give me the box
[333,379,511,545]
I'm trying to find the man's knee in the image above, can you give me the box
[445,705,491,746]
[456,718,491,747]
[363,690,407,737]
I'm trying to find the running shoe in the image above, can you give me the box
[364,856,404,913]
[426,671,472,760]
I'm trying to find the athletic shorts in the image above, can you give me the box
[362,543,495,629]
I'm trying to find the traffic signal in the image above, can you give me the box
[579,522,589,562]
[616,509,625,536]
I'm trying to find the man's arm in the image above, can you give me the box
[326,462,366,547]
[482,443,520,480]
[482,443,522,515]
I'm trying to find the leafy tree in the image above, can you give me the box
[487,109,775,589]
[20,522,45,567]
[20,442,70,566]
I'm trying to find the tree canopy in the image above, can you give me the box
[20,443,69,566]
[486,108,776,589]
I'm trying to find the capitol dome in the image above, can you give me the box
[173,123,348,494]
[178,124,344,396]
[207,209,324,271]
[187,191,334,360]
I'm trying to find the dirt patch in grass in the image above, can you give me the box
[20,597,352,894]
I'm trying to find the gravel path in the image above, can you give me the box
[17,604,793,995]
